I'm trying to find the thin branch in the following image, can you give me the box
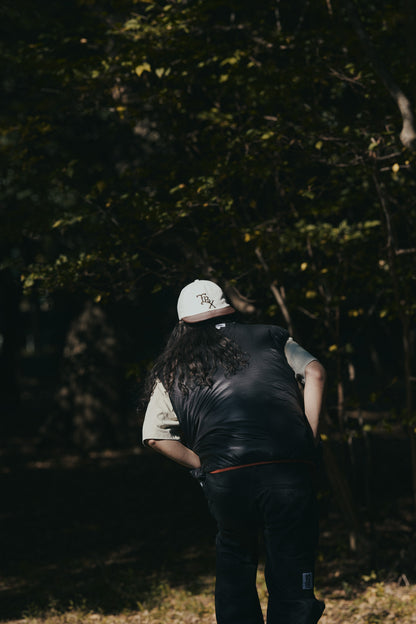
[294,0,310,36]
[297,306,319,320]
[329,67,365,88]
[224,283,257,315]
[275,0,282,33]
[254,247,296,337]
[395,248,416,256]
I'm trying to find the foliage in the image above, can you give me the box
[1,0,416,413]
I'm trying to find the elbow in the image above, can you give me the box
[146,439,159,449]
[305,360,326,384]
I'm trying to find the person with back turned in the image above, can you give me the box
[142,279,326,624]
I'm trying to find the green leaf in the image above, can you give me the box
[135,62,151,77]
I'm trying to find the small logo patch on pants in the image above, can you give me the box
[302,572,313,590]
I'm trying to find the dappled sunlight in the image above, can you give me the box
[4,583,416,624]
[321,583,416,623]
[2,443,416,624]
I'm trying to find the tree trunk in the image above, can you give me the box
[320,418,364,552]
[402,314,416,508]
[373,172,416,508]
[54,302,125,451]
[0,270,21,425]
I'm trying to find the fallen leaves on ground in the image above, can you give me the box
[4,582,416,624]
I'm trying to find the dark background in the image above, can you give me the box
[1,0,416,618]
[0,288,415,621]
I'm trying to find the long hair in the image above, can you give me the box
[143,319,248,402]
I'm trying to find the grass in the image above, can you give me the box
[1,442,416,624]
[6,576,416,624]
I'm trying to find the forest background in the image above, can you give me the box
[1,1,416,622]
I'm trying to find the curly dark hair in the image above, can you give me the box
[143,319,249,402]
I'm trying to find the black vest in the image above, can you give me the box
[168,322,316,472]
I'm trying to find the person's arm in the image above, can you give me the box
[303,360,326,442]
[142,381,202,469]
[146,439,201,469]
[142,381,182,445]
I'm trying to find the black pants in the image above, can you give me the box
[203,463,325,624]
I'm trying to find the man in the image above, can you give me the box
[142,279,326,624]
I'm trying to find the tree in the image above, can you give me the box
[1,0,415,520]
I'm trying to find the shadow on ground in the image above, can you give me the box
[1,436,415,621]
[1,443,216,620]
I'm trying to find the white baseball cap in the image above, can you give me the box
[177,280,236,323]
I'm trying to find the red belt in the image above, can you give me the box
[209,459,315,474]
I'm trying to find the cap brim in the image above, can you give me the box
[182,305,236,324]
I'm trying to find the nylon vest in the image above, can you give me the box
[168,322,317,473]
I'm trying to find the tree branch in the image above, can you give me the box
[395,248,416,256]
[224,282,257,315]
[345,0,416,150]
[254,247,296,337]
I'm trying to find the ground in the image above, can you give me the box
[1,441,416,624]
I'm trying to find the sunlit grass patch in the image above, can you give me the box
[321,582,416,623]
[136,573,215,622]
[10,573,217,624]
[5,580,416,624]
